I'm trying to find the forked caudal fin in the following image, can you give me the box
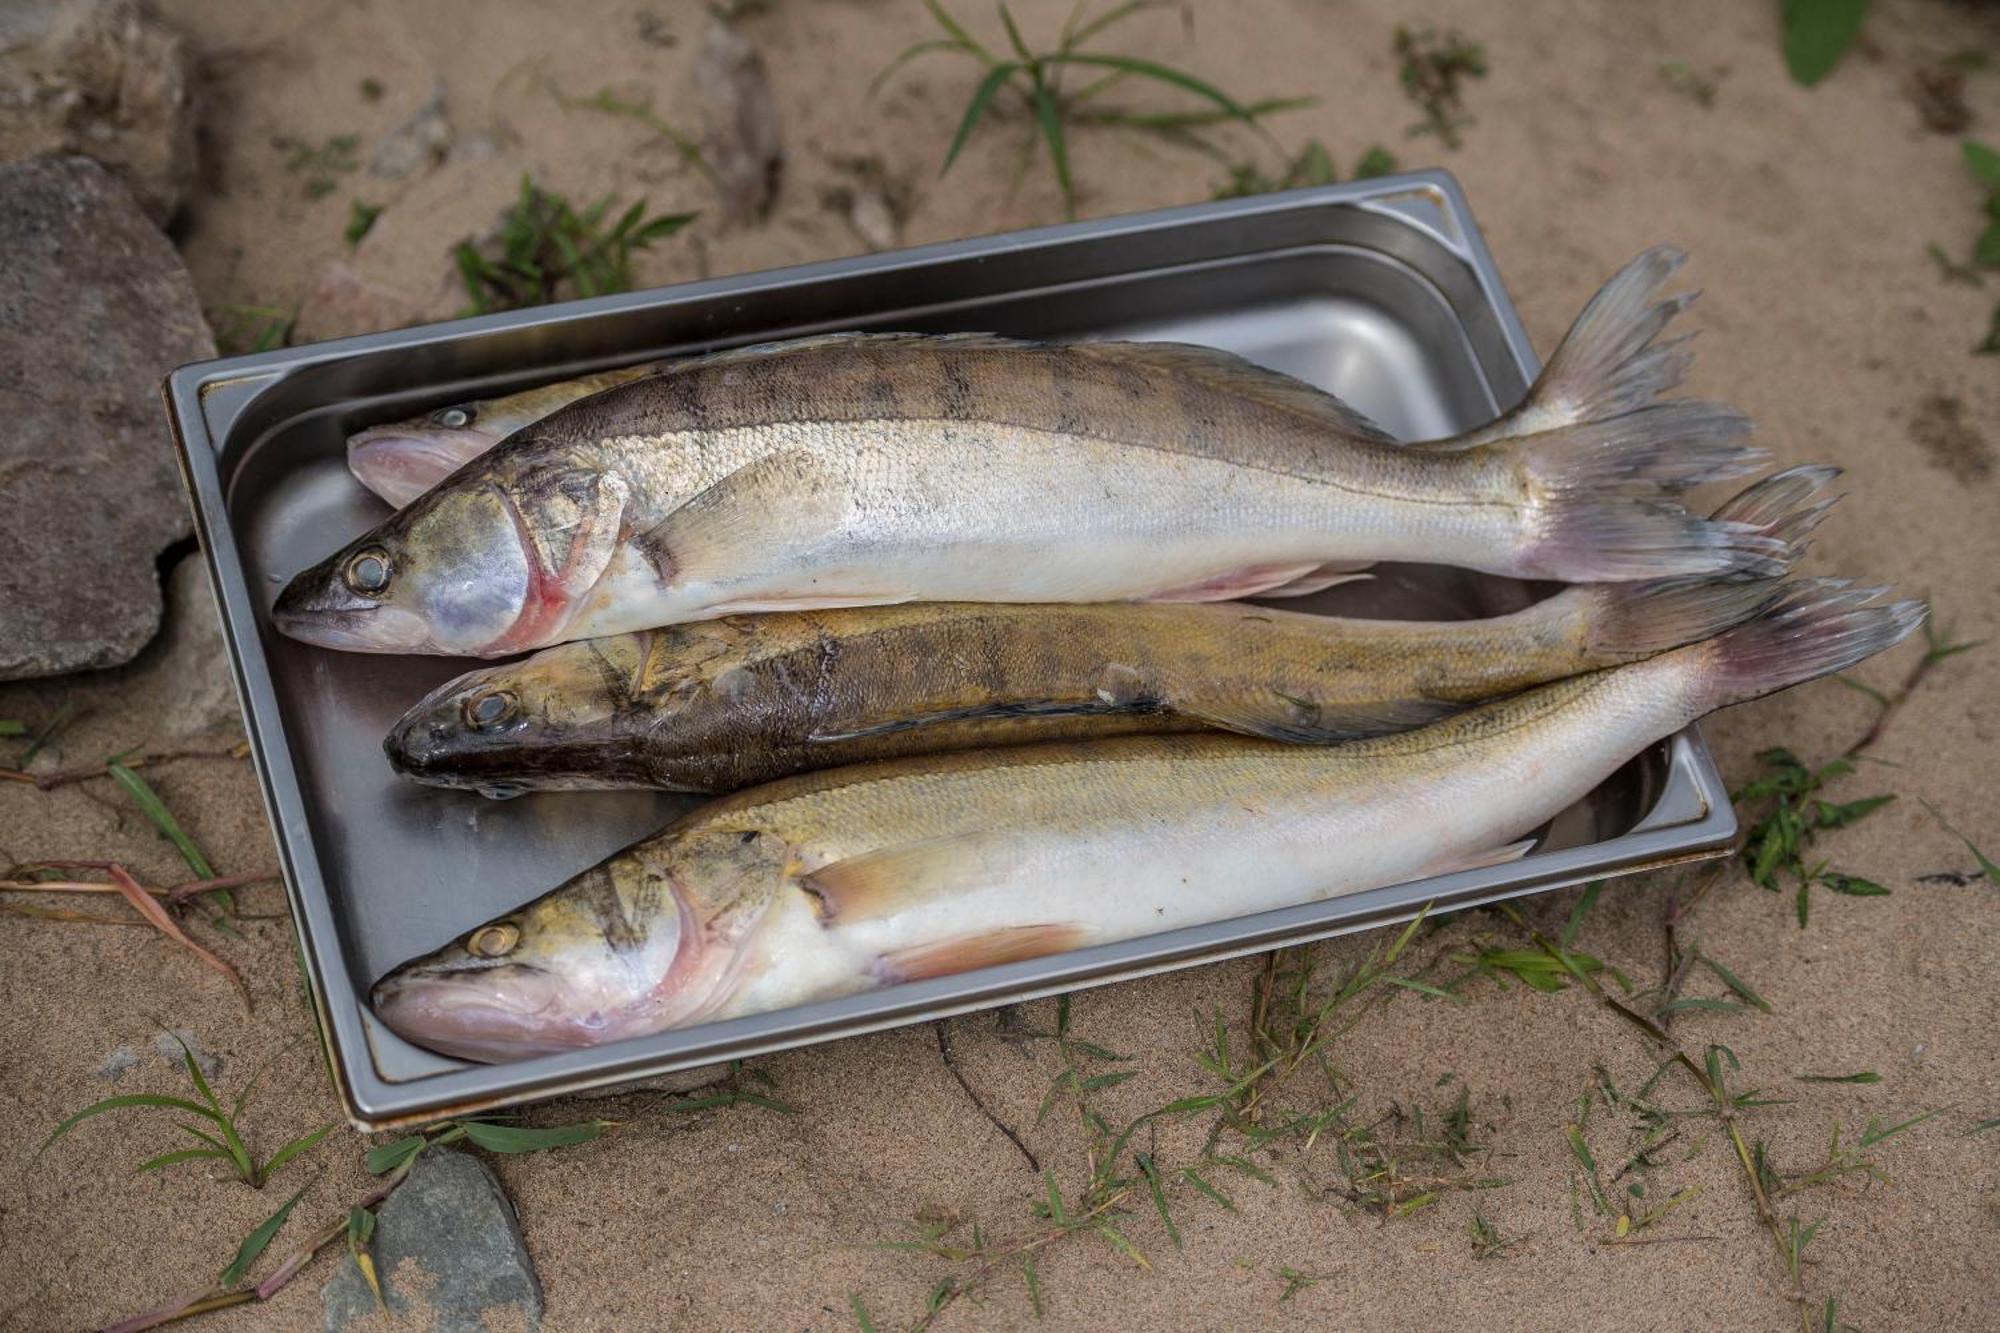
[1579,465,1840,658]
[1690,579,1925,713]
[1453,246,1702,450]
[1512,400,1779,581]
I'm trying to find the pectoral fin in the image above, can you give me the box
[801,836,1018,924]
[874,924,1092,983]
[641,450,852,592]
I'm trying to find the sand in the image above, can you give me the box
[4,0,1998,1328]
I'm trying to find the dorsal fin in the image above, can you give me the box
[1071,340,1399,445]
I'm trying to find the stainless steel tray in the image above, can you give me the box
[164,172,1735,1130]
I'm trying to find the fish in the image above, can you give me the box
[275,248,1780,658]
[381,467,1837,796]
[370,581,1921,1061]
[346,363,661,507]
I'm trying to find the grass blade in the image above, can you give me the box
[135,1147,232,1174]
[260,1123,339,1181]
[849,1292,879,1333]
[41,1094,221,1152]
[100,865,249,1009]
[347,1207,385,1310]
[941,62,1021,174]
[1030,72,1075,215]
[1798,1072,1880,1084]
[1041,53,1256,122]
[458,1119,607,1153]
[106,763,216,881]
[219,1180,311,1288]
[1135,1152,1181,1248]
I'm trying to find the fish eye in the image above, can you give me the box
[344,548,392,595]
[433,405,475,429]
[465,689,518,730]
[467,922,521,958]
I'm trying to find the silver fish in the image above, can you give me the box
[276,249,1777,657]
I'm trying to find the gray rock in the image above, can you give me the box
[148,552,244,741]
[323,1149,542,1333]
[370,83,452,181]
[94,1045,139,1080]
[0,156,211,681]
[696,16,781,224]
[0,0,198,225]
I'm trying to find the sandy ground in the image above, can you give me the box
[5,0,2000,1329]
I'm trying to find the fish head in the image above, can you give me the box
[272,480,534,655]
[273,461,628,657]
[346,403,501,508]
[383,635,661,795]
[371,829,793,1061]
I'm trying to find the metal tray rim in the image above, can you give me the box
[163,172,1736,1130]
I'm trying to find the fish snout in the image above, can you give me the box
[272,558,433,653]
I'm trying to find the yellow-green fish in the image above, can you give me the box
[278,249,1777,657]
[371,581,1919,1061]
[383,468,1834,796]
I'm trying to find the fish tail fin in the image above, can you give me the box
[1463,247,1701,448]
[1706,463,1842,561]
[1682,579,1924,712]
[1577,464,1842,657]
[1513,402,1779,580]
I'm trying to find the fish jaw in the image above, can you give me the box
[370,964,588,1062]
[270,555,438,653]
[347,425,498,508]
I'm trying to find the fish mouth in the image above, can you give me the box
[271,560,433,652]
[346,426,492,508]
[370,965,580,1063]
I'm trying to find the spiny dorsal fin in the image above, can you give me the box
[1071,340,1399,445]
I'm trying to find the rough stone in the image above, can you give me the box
[146,552,245,741]
[0,0,198,225]
[370,82,453,181]
[322,1149,542,1333]
[0,156,212,682]
[695,16,781,224]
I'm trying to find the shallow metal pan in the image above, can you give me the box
[163,172,1734,1130]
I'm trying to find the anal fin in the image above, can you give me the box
[875,924,1092,983]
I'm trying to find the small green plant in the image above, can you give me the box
[877,0,1309,219]
[1211,141,1397,200]
[343,199,384,249]
[1957,142,2000,352]
[1468,1206,1516,1258]
[275,134,360,199]
[1659,61,1720,107]
[211,304,297,356]
[1781,0,1869,87]
[1394,25,1486,148]
[42,1034,335,1188]
[453,176,696,315]
[1733,749,1895,927]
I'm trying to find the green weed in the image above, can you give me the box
[41,1033,334,1188]
[275,134,360,199]
[1781,0,1869,87]
[1732,748,1895,928]
[877,0,1309,219]
[454,176,696,315]
[1394,26,1486,148]
[1212,141,1397,199]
